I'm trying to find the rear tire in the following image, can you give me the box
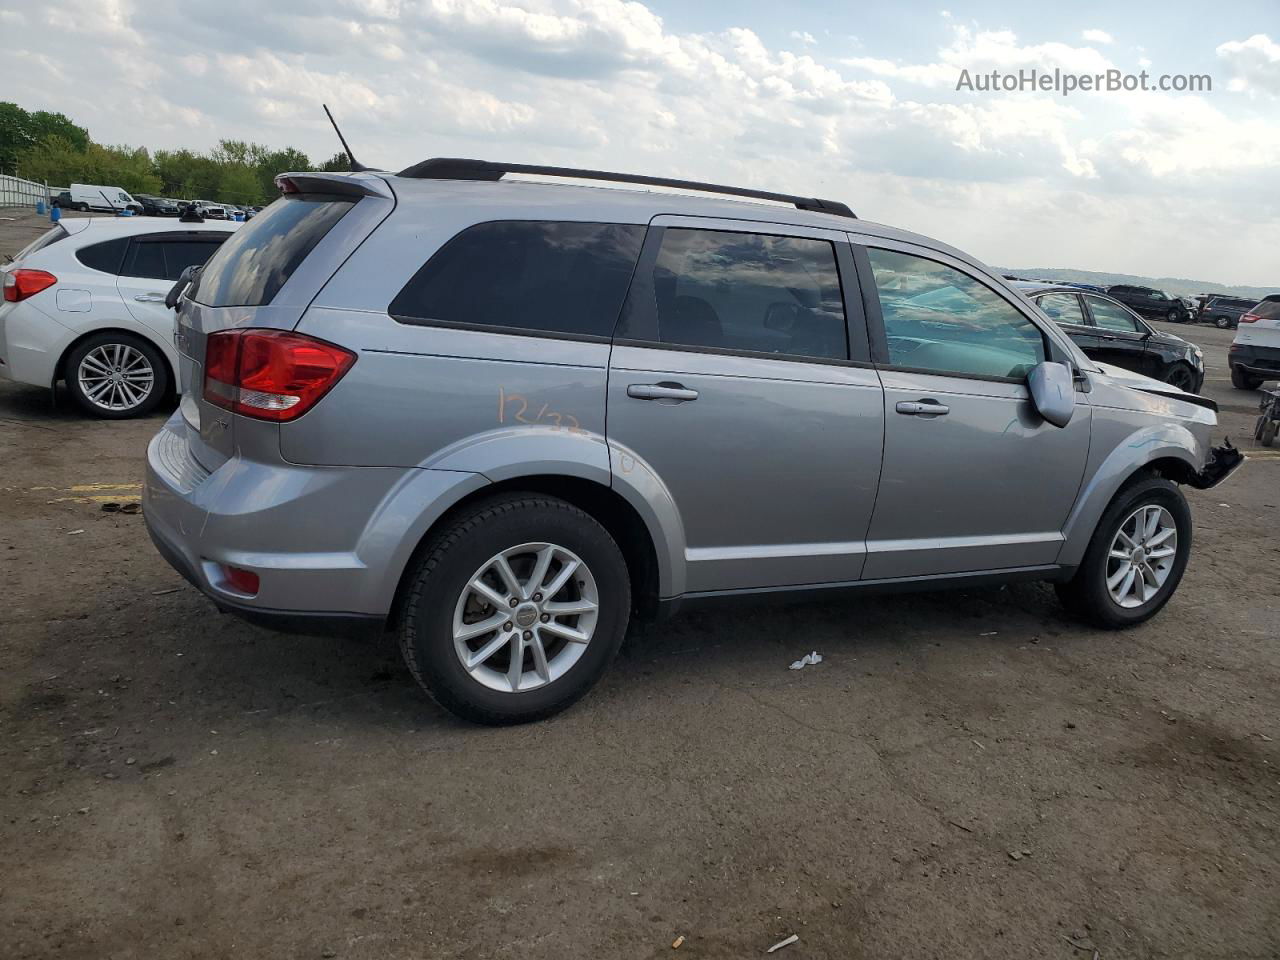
[1214,315,1233,329]
[1056,476,1191,629]
[1231,366,1263,390]
[64,332,169,419]
[398,494,631,725]
[1262,420,1278,448]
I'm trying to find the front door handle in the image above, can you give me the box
[627,382,699,402]
[134,293,167,302]
[895,399,950,417]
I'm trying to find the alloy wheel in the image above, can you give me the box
[452,542,599,693]
[77,343,155,412]
[1106,505,1177,609]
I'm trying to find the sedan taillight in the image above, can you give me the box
[3,268,57,302]
[203,329,356,422]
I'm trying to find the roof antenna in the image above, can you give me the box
[323,104,366,172]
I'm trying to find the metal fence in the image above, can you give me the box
[0,174,52,210]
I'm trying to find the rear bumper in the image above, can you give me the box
[143,411,487,632]
[0,299,73,388]
[1229,342,1280,379]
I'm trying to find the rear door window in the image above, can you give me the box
[161,239,224,279]
[635,228,848,361]
[391,221,645,339]
[190,196,353,307]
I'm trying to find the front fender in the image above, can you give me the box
[1057,418,1205,568]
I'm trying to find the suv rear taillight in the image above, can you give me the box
[1239,313,1261,324]
[3,268,57,302]
[203,329,356,422]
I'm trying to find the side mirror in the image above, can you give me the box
[1028,360,1075,428]
[164,265,199,311]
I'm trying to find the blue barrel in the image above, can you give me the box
[233,211,245,222]
[51,205,62,223]
[36,199,46,216]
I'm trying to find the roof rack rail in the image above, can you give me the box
[396,157,856,219]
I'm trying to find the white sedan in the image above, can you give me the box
[1,215,239,417]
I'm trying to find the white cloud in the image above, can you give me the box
[0,0,1274,284]
[790,30,816,45]
[1217,33,1280,96]
[1081,29,1114,45]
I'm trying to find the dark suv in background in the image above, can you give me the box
[135,195,181,217]
[1106,285,1190,323]
[1016,283,1204,392]
[1198,295,1256,329]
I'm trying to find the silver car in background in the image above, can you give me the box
[143,160,1241,724]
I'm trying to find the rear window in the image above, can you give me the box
[1251,299,1280,320]
[390,221,645,339]
[15,225,68,262]
[190,195,352,307]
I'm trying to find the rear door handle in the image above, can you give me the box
[134,294,166,302]
[627,382,699,402]
[895,400,950,417]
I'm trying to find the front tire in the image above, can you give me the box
[398,495,631,725]
[1214,315,1233,329]
[1056,476,1191,629]
[1166,309,1180,323]
[64,333,169,419]
[1163,363,1196,392]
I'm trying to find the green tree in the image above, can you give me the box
[0,103,89,175]
[319,152,350,172]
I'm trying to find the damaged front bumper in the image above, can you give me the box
[1187,439,1246,489]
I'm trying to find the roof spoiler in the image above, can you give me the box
[395,157,855,219]
[274,172,393,200]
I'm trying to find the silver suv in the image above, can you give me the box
[143,160,1242,724]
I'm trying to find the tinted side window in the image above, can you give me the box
[191,196,353,307]
[645,228,847,361]
[1085,296,1141,332]
[867,248,1045,380]
[75,237,129,274]
[1036,293,1086,326]
[391,221,645,339]
[124,241,167,280]
[162,240,224,280]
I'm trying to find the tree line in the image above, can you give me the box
[0,102,347,205]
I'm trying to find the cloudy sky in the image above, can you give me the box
[3,0,1277,285]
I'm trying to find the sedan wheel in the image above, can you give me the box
[1164,364,1196,392]
[1105,504,1177,609]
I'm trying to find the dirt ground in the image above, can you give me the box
[1,213,1277,959]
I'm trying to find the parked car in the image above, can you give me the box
[196,201,228,220]
[142,162,1240,725]
[0,216,239,417]
[68,183,142,214]
[1106,284,1191,323]
[52,190,73,209]
[1015,283,1204,392]
[1228,296,1280,389]
[1198,295,1257,330]
[134,194,181,217]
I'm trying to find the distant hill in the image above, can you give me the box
[995,267,1278,301]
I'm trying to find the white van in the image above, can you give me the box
[68,183,141,214]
